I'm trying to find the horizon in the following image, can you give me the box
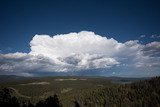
[0,74,153,78]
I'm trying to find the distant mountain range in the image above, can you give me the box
[0,75,150,84]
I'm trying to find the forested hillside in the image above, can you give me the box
[0,76,160,107]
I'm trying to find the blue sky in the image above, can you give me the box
[0,0,160,77]
[0,0,160,53]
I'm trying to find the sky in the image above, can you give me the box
[0,0,160,77]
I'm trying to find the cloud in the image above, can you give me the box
[29,31,124,58]
[134,42,160,69]
[0,52,56,73]
[142,42,160,57]
[139,35,146,39]
[0,31,160,77]
[29,31,124,71]
[150,34,160,39]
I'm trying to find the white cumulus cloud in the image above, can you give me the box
[29,31,122,70]
[30,31,124,58]
[0,31,160,77]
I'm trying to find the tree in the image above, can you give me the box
[28,101,34,107]
[45,94,61,107]
[0,88,20,107]
[35,101,44,107]
[74,100,80,107]
[36,94,61,107]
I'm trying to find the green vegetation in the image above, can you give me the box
[0,76,160,107]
